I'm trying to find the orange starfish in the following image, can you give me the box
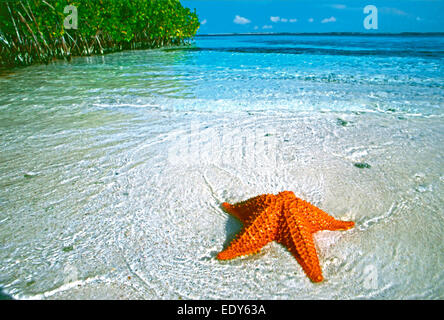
[217,191,354,282]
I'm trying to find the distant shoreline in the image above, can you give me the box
[196,32,444,37]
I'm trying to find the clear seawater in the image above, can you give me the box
[0,34,443,299]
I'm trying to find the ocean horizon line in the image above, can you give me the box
[196,31,444,37]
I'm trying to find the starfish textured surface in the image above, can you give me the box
[217,191,355,282]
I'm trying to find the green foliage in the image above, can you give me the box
[0,0,200,67]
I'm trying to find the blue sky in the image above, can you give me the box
[182,0,444,34]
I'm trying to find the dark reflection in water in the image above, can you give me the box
[166,34,444,59]
[165,46,444,58]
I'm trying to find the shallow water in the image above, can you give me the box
[0,34,443,299]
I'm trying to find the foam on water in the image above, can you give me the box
[0,34,443,299]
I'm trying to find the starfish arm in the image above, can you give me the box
[280,208,324,282]
[221,194,275,224]
[217,205,279,260]
[216,191,353,282]
[296,199,355,232]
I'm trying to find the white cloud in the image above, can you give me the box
[201,19,207,25]
[321,16,337,23]
[308,18,314,23]
[234,15,251,25]
[331,4,346,9]
[271,16,294,23]
[270,16,280,23]
[380,7,408,16]
[262,25,273,29]
[254,26,259,30]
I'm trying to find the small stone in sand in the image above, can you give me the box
[336,118,349,127]
[354,162,371,169]
[62,246,74,252]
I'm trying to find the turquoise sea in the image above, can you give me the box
[0,34,443,299]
